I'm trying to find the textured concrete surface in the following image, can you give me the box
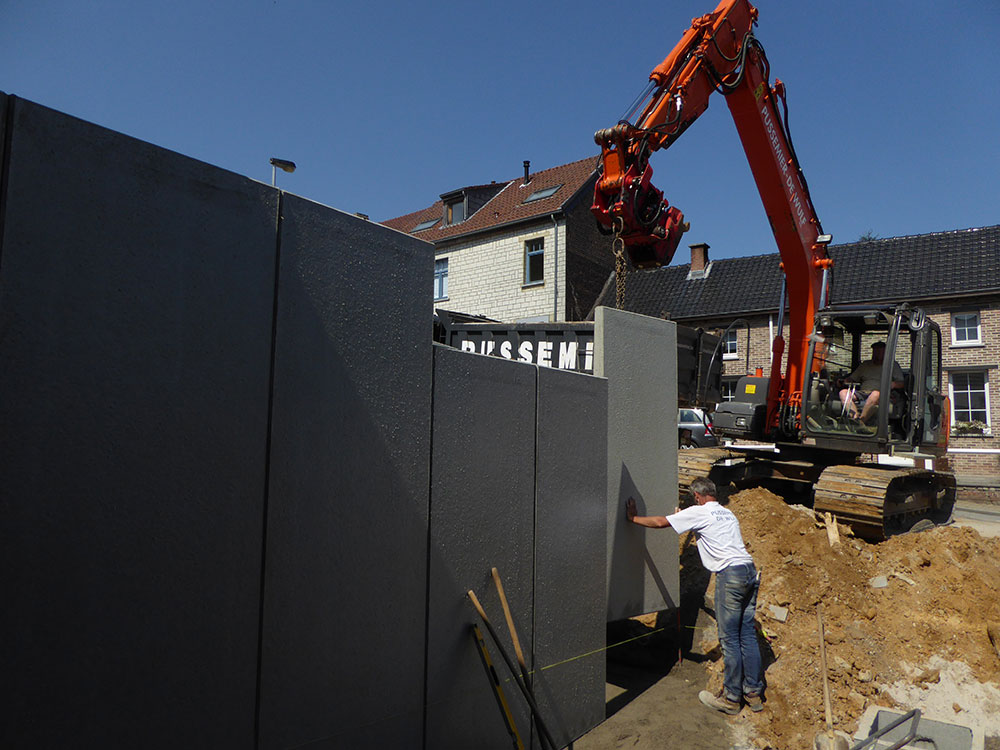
[595,307,680,621]
[0,92,613,750]
[0,94,277,748]
[533,366,609,746]
[258,195,433,750]
[427,345,537,750]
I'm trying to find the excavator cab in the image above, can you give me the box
[802,305,949,458]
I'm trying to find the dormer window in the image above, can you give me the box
[413,218,439,232]
[444,198,466,226]
[523,184,562,204]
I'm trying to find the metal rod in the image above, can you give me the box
[621,80,658,124]
[849,708,921,750]
[776,276,787,337]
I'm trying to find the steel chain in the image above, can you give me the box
[613,219,627,310]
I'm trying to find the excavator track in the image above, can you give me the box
[677,448,955,540]
[813,464,956,540]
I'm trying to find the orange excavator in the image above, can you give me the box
[592,0,954,539]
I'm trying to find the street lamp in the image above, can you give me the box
[270,157,296,186]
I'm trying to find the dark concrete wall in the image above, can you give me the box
[257,195,433,749]
[0,93,609,750]
[0,95,276,748]
[427,345,537,749]
[533,366,608,745]
[427,346,608,750]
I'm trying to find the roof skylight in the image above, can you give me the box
[523,184,562,203]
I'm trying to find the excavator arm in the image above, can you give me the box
[591,0,832,435]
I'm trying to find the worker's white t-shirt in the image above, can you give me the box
[665,501,753,572]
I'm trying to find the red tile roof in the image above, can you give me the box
[382,157,599,242]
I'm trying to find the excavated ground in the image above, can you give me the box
[684,487,1000,748]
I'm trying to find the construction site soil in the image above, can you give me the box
[583,488,1000,749]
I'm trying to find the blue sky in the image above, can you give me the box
[2,0,998,260]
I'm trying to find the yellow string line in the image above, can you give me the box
[286,626,681,748]
[533,625,670,674]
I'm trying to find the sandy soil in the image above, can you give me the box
[576,488,1000,749]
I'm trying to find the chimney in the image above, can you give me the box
[523,160,530,186]
[689,242,710,273]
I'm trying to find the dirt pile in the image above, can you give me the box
[690,488,1000,749]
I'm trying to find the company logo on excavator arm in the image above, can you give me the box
[753,82,766,101]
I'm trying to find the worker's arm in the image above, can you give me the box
[625,497,672,528]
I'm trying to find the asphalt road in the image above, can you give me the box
[951,500,1000,537]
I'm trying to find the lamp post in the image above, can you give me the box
[270,157,296,187]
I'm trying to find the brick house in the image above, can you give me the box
[382,158,612,323]
[593,226,1000,486]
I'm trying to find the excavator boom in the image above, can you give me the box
[597,0,954,539]
[592,0,830,434]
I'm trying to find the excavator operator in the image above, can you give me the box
[838,341,904,425]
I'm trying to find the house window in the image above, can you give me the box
[722,329,738,360]
[721,379,738,402]
[414,218,439,232]
[951,312,982,346]
[949,371,990,431]
[434,258,448,301]
[524,238,544,285]
[445,199,465,226]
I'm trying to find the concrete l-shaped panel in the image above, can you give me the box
[1,93,679,749]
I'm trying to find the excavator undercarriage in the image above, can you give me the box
[678,446,956,541]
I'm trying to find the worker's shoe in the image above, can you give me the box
[698,689,740,715]
[744,693,764,712]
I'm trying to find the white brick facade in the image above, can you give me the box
[434,220,566,322]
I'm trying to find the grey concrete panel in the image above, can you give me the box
[427,345,537,750]
[0,97,277,747]
[594,307,680,620]
[0,92,8,199]
[259,195,433,749]
[533,366,608,747]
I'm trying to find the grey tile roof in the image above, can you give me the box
[594,225,1000,320]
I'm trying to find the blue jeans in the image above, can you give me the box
[715,562,763,701]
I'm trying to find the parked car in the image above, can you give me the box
[679,408,718,448]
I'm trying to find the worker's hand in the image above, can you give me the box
[625,497,637,523]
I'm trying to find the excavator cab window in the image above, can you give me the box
[805,313,907,441]
[805,319,858,433]
[918,323,947,445]
[804,308,943,450]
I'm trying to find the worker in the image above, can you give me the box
[625,478,763,715]
[838,341,904,424]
